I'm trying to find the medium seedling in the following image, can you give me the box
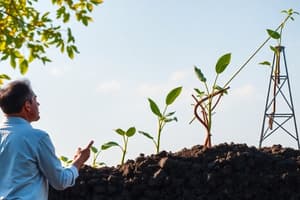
[101,127,136,165]
[139,86,182,154]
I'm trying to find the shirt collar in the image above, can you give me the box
[2,116,31,126]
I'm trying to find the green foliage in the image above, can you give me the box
[139,87,182,153]
[259,8,298,67]
[266,29,281,40]
[0,0,103,83]
[259,61,271,66]
[194,66,207,83]
[59,155,73,167]
[192,54,230,148]
[102,127,136,165]
[215,53,231,74]
[90,145,106,168]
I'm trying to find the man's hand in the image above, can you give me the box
[72,140,94,170]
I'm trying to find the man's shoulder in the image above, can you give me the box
[30,128,49,136]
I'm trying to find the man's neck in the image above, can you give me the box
[6,113,29,122]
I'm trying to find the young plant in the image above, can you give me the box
[101,127,136,165]
[59,155,73,167]
[191,55,231,148]
[259,9,299,129]
[139,86,182,154]
[191,8,298,148]
[90,145,106,168]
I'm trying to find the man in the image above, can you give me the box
[0,79,93,200]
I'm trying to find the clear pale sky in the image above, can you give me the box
[1,0,300,166]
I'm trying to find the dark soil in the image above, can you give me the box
[49,143,300,200]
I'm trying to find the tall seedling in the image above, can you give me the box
[191,9,298,148]
[191,54,231,148]
[139,87,182,154]
[259,9,299,129]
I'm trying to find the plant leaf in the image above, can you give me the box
[267,29,281,39]
[194,66,206,82]
[0,74,11,80]
[270,46,278,53]
[19,59,29,75]
[91,146,98,153]
[59,156,69,162]
[166,111,176,117]
[126,127,136,137]
[259,61,271,66]
[213,85,228,94]
[194,88,205,97]
[115,128,126,136]
[166,86,182,105]
[215,53,231,74]
[101,141,120,150]
[138,130,154,140]
[148,98,162,117]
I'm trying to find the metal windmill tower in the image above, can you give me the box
[259,45,300,149]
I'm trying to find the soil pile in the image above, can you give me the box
[49,143,300,200]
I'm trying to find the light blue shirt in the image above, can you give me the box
[0,117,78,200]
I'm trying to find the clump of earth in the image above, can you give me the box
[49,143,300,200]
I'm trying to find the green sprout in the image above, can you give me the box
[90,145,106,168]
[139,86,182,154]
[101,127,136,165]
[59,155,73,167]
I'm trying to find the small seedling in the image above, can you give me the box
[59,155,73,167]
[139,86,182,154]
[101,127,136,165]
[90,146,106,168]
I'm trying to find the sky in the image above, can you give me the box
[1,0,300,166]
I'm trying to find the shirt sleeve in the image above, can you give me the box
[36,133,79,190]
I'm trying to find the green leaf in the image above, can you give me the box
[148,98,162,117]
[101,141,120,150]
[63,13,70,23]
[91,0,103,4]
[194,66,206,82]
[259,61,271,66]
[126,127,136,137]
[10,55,16,69]
[91,146,98,153]
[166,111,176,117]
[19,60,29,75]
[164,117,178,123]
[270,46,278,53]
[194,88,205,97]
[0,74,11,80]
[115,128,126,136]
[215,53,231,74]
[67,46,74,59]
[267,29,281,39]
[87,3,93,12]
[138,131,154,140]
[166,86,182,105]
[60,156,69,162]
[213,85,228,94]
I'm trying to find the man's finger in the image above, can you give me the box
[86,140,94,149]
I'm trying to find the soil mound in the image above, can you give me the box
[49,143,300,200]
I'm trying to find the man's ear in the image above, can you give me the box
[24,101,32,112]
